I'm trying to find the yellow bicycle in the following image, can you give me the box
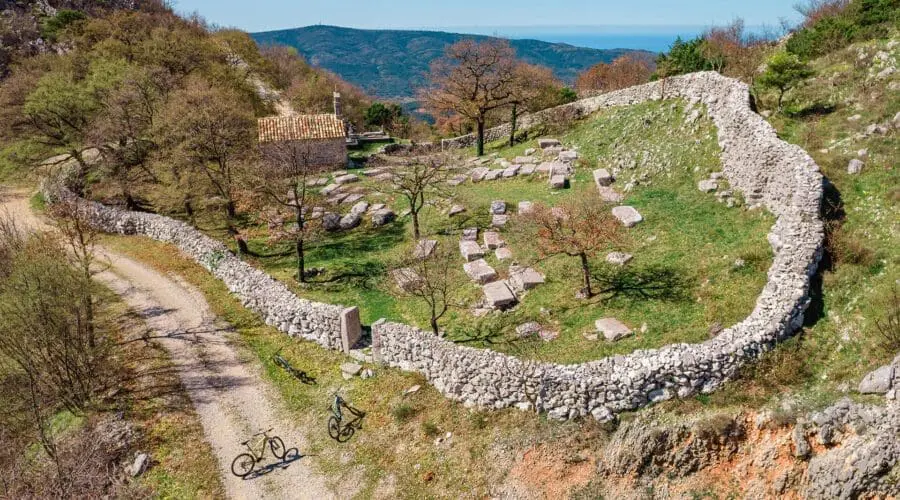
[231,428,286,478]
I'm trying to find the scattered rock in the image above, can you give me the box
[491,214,509,227]
[538,138,561,149]
[847,159,864,175]
[848,114,862,122]
[392,268,422,291]
[558,150,578,162]
[518,201,534,214]
[339,213,362,230]
[130,452,150,477]
[341,362,363,379]
[449,204,466,217]
[612,206,644,227]
[606,252,633,266]
[403,385,422,396]
[538,329,558,342]
[350,201,369,215]
[595,318,633,342]
[490,200,507,215]
[334,174,360,185]
[502,165,520,178]
[414,239,437,259]
[321,184,341,196]
[447,175,467,186]
[484,170,503,181]
[524,148,536,156]
[322,212,341,231]
[549,174,567,189]
[495,247,513,260]
[470,167,490,182]
[698,179,719,193]
[360,368,375,379]
[792,425,811,459]
[508,266,545,292]
[483,231,504,249]
[516,322,541,338]
[597,185,624,203]
[461,227,478,241]
[593,168,614,187]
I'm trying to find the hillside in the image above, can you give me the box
[250,25,652,98]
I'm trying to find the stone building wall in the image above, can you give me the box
[45,71,825,421]
[260,137,347,170]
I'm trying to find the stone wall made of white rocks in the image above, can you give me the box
[46,71,824,422]
[42,176,350,351]
[375,71,825,420]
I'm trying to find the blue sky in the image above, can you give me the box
[173,1,802,33]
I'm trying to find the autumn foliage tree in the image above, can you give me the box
[575,54,655,94]
[423,39,518,156]
[513,193,622,298]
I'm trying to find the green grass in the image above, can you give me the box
[219,99,773,363]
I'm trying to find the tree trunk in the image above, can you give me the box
[777,89,785,111]
[580,253,593,298]
[509,103,518,148]
[124,191,137,211]
[476,119,485,157]
[296,237,305,283]
[411,209,421,240]
[183,198,194,221]
[430,315,440,336]
[226,200,237,220]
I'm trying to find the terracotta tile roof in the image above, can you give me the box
[258,114,346,143]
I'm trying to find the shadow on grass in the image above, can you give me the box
[591,264,693,302]
[804,178,845,328]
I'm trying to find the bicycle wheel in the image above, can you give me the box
[231,453,256,477]
[337,423,355,443]
[269,436,286,460]
[327,416,341,441]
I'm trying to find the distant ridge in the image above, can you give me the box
[251,25,653,98]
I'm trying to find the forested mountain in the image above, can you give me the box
[251,25,653,98]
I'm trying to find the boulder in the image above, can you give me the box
[502,165,520,178]
[341,362,363,379]
[461,227,478,241]
[464,259,498,284]
[606,252,633,266]
[593,168,614,187]
[130,452,150,477]
[483,281,517,309]
[490,200,507,215]
[698,179,718,192]
[495,247,513,260]
[612,206,643,227]
[459,240,485,261]
[549,175,567,189]
[339,213,362,230]
[414,239,437,259]
[322,212,341,231]
[371,208,395,227]
[334,174,360,185]
[483,231,505,249]
[847,159,864,175]
[538,138,561,149]
[858,365,894,394]
[595,318,633,341]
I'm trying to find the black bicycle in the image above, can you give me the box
[273,349,316,385]
[231,428,286,478]
[327,391,366,443]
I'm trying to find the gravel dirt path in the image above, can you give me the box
[0,188,336,499]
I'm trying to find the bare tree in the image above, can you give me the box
[423,39,518,156]
[508,63,563,147]
[254,141,327,282]
[575,54,655,95]
[385,156,449,240]
[512,193,622,298]
[393,242,463,336]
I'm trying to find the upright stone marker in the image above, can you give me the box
[340,306,362,353]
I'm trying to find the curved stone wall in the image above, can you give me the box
[46,71,824,421]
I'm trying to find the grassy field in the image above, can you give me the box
[219,100,774,363]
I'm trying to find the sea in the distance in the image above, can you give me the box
[437,26,709,53]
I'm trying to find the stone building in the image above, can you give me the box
[257,93,347,170]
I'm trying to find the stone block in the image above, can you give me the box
[414,239,437,259]
[461,227,478,241]
[449,204,466,217]
[516,322,541,338]
[491,214,509,227]
[483,281,517,309]
[612,206,643,227]
[519,165,536,175]
[350,200,369,214]
[495,247,513,260]
[334,174,360,185]
[340,307,362,353]
[323,212,341,231]
[490,200,507,215]
[341,361,363,378]
[339,213,362,230]
[341,193,365,205]
[321,184,341,196]
[597,185,624,203]
[593,168,614,187]
[848,159,864,175]
[470,167,490,182]
[447,174,467,186]
[558,150,578,162]
[459,240,484,261]
[483,231,505,249]
[595,318,633,342]
[502,165,520,178]
[371,208,395,226]
[515,156,536,164]
[538,138,561,149]
[524,148,537,156]
[392,268,422,291]
[518,201,534,214]
[464,259,498,284]
[549,175,567,189]
[484,169,503,181]
[509,266,545,291]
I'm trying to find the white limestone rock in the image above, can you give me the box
[595,318,633,342]
[483,281,517,309]
[464,259,498,284]
[459,241,485,261]
[612,206,643,227]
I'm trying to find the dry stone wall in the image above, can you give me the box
[46,71,825,421]
[376,72,825,420]
[42,174,352,351]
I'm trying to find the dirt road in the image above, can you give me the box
[0,188,335,499]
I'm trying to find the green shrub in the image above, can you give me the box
[421,421,440,438]
[787,0,900,58]
[41,10,87,42]
[390,403,417,423]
